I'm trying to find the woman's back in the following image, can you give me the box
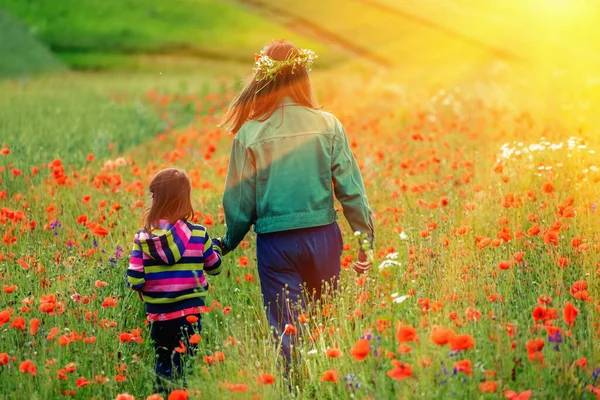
[235,99,340,234]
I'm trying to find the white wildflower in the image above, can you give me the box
[378,260,401,270]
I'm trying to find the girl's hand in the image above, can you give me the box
[353,249,372,274]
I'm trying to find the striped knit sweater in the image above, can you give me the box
[126,219,222,321]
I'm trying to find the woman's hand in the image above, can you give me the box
[212,237,230,256]
[353,249,372,274]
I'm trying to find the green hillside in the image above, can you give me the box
[0,9,64,77]
[0,0,345,70]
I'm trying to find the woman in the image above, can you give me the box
[217,40,374,363]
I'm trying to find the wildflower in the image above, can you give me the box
[320,369,339,383]
[431,326,454,345]
[10,317,25,330]
[396,324,418,343]
[257,373,275,385]
[115,394,135,400]
[350,339,370,361]
[453,360,473,375]
[0,308,13,325]
[3,284,18,293]
[504,390,532,399]
[531,306,547,322]
[479,381,498,393]
[167,390,189,400]
[174,340,186,354]
[326,348,343,358]
[76,377,91,388]
[386,361,412,380]
[563,301,579,327]
[91,225,110,237]
[147,395,164,400]
[284,324,296,335]
[0,353,10,366]
[570,280,589,301]
[19,360,37,376]
[189,334,202,344]
[101,297,117,308]
[449,334,475,351]
[227,384,248,392]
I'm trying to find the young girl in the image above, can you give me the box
[126,168,222,391]
[217,40,374,364]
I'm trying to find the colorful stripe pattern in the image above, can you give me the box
[126,219,222,318]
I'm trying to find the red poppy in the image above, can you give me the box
[284,324,297,335]
[454,360,473,375]
[75,377,91,388]
[174,340,186,354]
[29,318,40,335]
[479,381,498,393]
[431,326,454,345]
[396,324,418,343]
[167,390,189,400]
[189,334,201,344]
[504,390,532,400]
[531,306,547,322]
[350,339,370,361]
[563,301,579,327]
[326,348,343,358]
[19,360,36,376]
[449,334,475,351]
[257,373,275,385]
[320,369,339,383]
[570,280,589,300]
[386,361,413,380]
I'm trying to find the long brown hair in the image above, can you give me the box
[144,168,193,231]
[220,40,318,133]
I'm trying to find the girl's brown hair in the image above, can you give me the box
[144,168,193,231]
[220,40,318,133]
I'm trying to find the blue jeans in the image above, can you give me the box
[256,222,343,364]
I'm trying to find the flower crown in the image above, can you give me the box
[253,48,317,82]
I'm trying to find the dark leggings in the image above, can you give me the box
[150,315,201,391]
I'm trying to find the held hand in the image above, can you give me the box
[213,236,230,256]
[353,249,372,274]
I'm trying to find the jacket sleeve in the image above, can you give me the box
[126,237,145,290]
[222,137,257,252]
[203,230,223,275]
[331,121,375,246]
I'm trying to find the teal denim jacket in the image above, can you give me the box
[222,98,374,251]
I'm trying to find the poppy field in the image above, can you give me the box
[2,65,600,400]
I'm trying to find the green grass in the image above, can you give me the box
[0,60,245,175]
[0,9,64,77]
[1,69,600,399]
[0,0,345,70]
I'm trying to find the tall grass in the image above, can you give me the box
[1,69,600,399]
